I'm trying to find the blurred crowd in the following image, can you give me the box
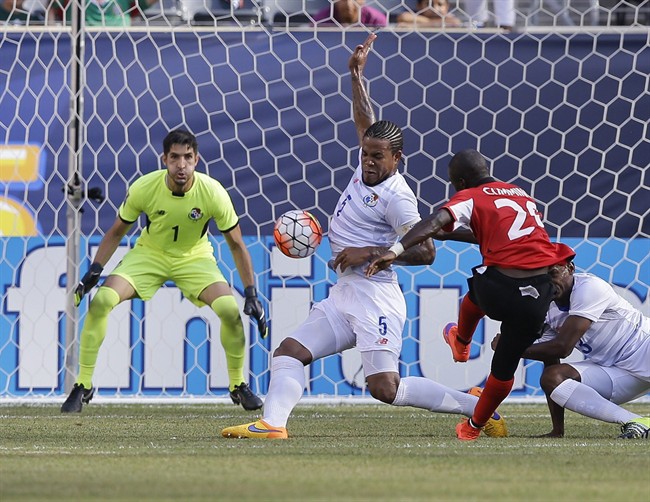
[1,0,648,29]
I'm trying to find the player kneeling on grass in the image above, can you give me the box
[62,129,267,413]
[495,259,650,439]
[221,33,507,441]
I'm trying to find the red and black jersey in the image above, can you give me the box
[441,181,575,269]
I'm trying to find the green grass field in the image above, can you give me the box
[1,402,648,501]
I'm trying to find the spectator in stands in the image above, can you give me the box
[1,0,23,21]
[526,0,599,27]
[1,0,46,23]
[461,0,515,30]
[313,0,387,27]
[396,0,462,27]
[48,0,159,26]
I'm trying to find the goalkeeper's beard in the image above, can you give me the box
[166,172,193,193]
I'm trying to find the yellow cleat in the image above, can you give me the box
[221,419,288,439]
[467,386,508,438]
[483,413,508,438]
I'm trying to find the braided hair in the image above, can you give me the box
[364,120,404,155]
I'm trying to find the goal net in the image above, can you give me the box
[1,1,648,402]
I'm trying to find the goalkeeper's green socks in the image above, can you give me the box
[77,286,121,388]
[211,295,246,391]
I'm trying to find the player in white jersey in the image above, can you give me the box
[221,33,508,439]
[514,259,650,439]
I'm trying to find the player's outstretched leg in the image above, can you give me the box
[61,383,95,413]
[618,417,650,439]
[229,383,263,411]
[222,355,306,439]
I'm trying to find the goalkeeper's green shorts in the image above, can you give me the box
[111,243,226,307]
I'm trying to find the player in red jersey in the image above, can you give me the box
[367,148,575,440]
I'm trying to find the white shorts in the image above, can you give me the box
[571,360,650,404]
[288,274,406,360]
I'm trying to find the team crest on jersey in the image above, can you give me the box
[363,193,379,207]
[188,208,203,221]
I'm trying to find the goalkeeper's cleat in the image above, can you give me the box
[456,418,482,441]
[467,387,508,438]
[443,322,470,363]
[61,383,95,413]
[221,419,288,439]
[618,417,650,439]
[229,383,263,411]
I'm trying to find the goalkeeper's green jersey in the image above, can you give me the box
[118,170,239,257]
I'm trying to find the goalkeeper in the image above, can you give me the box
[62,129,266,413]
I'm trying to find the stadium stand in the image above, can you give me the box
[179,0,265,25]
[266,0,330,26]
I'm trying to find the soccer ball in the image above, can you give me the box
[273,209,323,259]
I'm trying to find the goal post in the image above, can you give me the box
[0,22,648,401]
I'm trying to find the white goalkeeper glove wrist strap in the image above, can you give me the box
[389,242,404,257]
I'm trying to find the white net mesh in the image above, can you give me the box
[1,1,648,401]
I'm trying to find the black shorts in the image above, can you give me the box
[468,265,556,380]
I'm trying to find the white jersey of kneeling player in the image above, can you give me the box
[541,273,650,380]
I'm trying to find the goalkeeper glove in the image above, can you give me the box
[243,286,268,338]
[74,262,103,306]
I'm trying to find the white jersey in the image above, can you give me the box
[543,273,650,379]
[328,150,421,283]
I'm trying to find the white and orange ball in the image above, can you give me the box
[273,209,323,259]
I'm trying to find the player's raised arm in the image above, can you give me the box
[349,32,377,147]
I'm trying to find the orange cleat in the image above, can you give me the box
[467,387,508,438]
[443,322,470,362]
[456,419,481,441]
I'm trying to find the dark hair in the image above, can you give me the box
[449,148,491,186]
[364,120,403,155]
[163,129,198,155]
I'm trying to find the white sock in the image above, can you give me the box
[391,376,477,417]
[262,355,306,428]
[550,379,639,425]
